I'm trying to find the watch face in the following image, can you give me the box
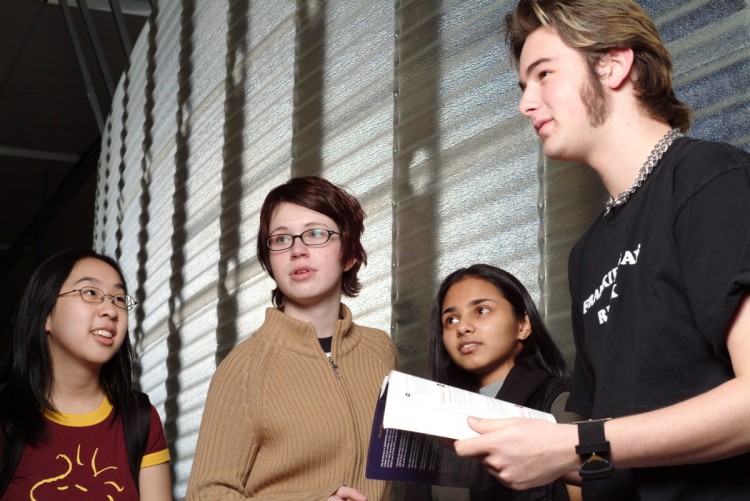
[580,454,614,479]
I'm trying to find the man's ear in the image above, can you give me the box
[600,47,634,90]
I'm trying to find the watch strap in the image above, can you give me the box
[575,419,610,455]
[575,418,614,480]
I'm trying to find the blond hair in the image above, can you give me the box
[505,0,692,131]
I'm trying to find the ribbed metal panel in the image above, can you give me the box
[94,1,749,498]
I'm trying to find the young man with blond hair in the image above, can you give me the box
[454,1,750,499]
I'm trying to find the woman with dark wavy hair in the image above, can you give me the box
[417,264,580,501]
[0,248,171,500]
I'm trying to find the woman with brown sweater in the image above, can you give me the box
[187,177,397,500]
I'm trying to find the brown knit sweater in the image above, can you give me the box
[187,305,397,500]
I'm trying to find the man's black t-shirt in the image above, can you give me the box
[567,138,750,500]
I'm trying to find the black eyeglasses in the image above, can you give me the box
[266,228,341,251]
[58,286,137,311]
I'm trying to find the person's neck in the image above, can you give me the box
[584,115,673,200]
[283,297,342,339]
[479,361,515,387]
[50,364,105,414]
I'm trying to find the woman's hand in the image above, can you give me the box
[328,485,367,500]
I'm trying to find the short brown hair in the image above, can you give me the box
[256,176,367,307]
[505,0,692,131]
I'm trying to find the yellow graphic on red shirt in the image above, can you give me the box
[30,444,125,501]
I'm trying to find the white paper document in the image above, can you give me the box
[379,370,555,440]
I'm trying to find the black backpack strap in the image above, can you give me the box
[0,428,25,498]
[496,364,571,414]
[495,364,551,405]
[121,390,152,492]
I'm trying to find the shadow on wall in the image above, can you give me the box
[132,0,159,375]
[214,0,249,366]
[392,0,441,378]
[114,69,131,263]
[292,0,325,179]
[163,0,195,480]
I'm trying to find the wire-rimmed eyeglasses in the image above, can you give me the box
[58,286,137,311]
[266,228,341,251]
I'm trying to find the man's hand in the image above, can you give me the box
[454,417,579,490]
[328,485,367,501]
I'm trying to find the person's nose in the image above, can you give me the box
[98,296,119,318]
[289,235,309,259]
[456,318,474,337]
[519,84,538,118]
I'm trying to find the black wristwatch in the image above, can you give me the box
[575,418,614,480]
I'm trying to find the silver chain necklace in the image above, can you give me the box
[604,127,683,216]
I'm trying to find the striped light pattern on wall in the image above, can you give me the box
[93,1,749,498]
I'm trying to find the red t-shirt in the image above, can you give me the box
[3,397,169,500]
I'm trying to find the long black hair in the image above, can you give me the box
[428,264,570,392]
[0,248,135,445]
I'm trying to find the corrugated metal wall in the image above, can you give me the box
[93,1,750,498]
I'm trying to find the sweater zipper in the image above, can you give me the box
[328,355,343,379]
[326,349,360,486]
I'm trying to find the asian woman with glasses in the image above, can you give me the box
[187,176,397,501]
[0,248,172,500]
